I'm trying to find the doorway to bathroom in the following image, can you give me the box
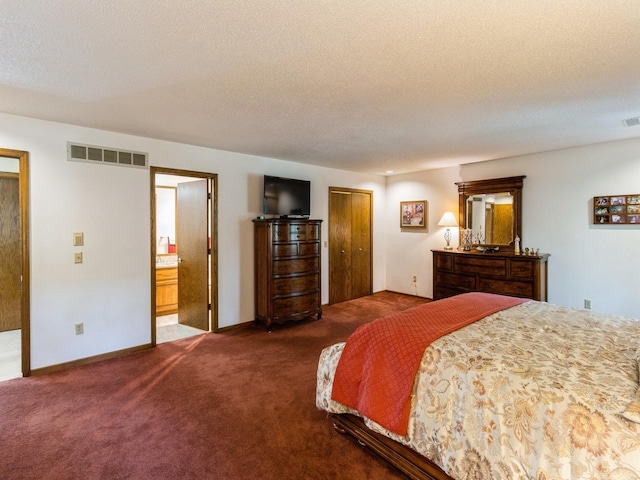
[151,167,217,345]
[0,148,30,381]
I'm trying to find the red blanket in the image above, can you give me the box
[331,292,528,436]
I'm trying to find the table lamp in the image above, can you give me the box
[437,211,458,250]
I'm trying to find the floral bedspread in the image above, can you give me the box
[317,300,640,480]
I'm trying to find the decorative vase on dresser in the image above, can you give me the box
[432,249,549,301]
[253,218,322,331]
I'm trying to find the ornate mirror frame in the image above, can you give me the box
[455,175,525,253]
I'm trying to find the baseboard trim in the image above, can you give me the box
[382,289,432,301]
[31,292,429,376]
[31,343,152,377]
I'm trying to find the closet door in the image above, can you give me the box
[350,192,371,299]
[328,188,372,304]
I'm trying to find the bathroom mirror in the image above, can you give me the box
[156,186,177,255]
[456,176,525,252]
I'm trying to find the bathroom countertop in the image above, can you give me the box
[156,263,178,269]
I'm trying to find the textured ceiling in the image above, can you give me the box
[2,1,640,175]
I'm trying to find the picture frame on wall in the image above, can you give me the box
[400,200,427,229]
[593,194,640,224]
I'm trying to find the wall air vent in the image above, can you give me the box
[67,142,148,169]
[622,117,640,127]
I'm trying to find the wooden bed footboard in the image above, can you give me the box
[331,414,453,480]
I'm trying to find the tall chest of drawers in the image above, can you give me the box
[432,249,549,301]
[253,219,322,330]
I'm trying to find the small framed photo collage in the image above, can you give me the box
[594,194,640,224]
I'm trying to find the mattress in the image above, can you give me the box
[317,299,640,479]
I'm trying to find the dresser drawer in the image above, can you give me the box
[434,253,453,271]
[273,243,298,257]
[273,224,290,242]
[479,278,533,298]
[289,231,306,241]
[273,223,310,242]
[306,224,320,240]
[273,241,318,258]
[273,257,318,275]
[272,292,319,317]
[435,271,476,290]
[299,242,319,256]
[509,260,534,278]
[454,256,506,276]
[273,274,319,296]
[289,223,307,242]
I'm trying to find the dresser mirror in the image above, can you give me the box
[455,176,525,252]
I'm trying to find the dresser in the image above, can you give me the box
[253,219,322,330]
[432,249,549,301]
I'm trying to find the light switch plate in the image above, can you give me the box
[73,232,84,246]
[74,252,83,264]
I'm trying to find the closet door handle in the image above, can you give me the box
[177,258,183,263]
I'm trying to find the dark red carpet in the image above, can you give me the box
[0,292,428,480]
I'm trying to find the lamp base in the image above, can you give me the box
[443,228,453,250]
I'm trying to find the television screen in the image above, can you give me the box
[263,175,310,217]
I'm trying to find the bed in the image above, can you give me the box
[316,292,640,480]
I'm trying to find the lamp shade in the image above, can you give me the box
[437,211,458,227]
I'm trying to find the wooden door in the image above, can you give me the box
[177,180,209,331]
[329,188,372,304]
[329,191,353,304]
[350,192,371,299]
[492,204,513,244]
[0,175,20,332]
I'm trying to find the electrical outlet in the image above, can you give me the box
[584,299,591,310]
[412,274,417,283]
[75,322,84,335]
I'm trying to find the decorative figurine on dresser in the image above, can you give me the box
[433,176,549,301]
[253,218,322,331]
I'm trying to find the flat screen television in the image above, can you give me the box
[263,175,311,217]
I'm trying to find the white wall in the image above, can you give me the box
[386,139,640,318]
[385,168,460,297]
[0,112,386,370]
[3,110,638,370]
